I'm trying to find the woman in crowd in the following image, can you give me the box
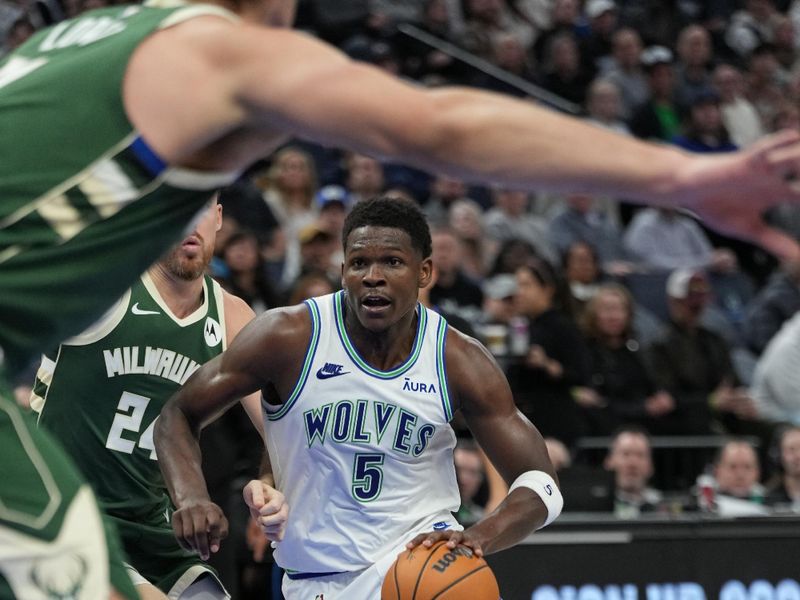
[506,257,591,447]
[578,284,678,435]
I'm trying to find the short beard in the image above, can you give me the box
[162,248,209,281]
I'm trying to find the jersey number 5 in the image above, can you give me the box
[105,391,158,460]
[351,453,384,503]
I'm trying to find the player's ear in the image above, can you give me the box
[418,257,433,289]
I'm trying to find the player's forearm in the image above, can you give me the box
[155,401,211,507]
[420,87,691,203]
[465,488,547,555]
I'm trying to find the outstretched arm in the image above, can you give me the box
[408,329,558,557]
[129,19,800,259]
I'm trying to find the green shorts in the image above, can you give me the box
[0,391,138,600]
[110,512,224,597]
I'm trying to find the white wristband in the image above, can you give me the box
[508,470,563,529]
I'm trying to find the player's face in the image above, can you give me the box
[342,226,432,333]
[163,201,222,281]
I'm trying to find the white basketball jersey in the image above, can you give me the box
[264,291,460,574]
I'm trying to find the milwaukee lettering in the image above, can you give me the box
[102,346,201,384]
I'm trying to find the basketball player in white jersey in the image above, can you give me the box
[155,196,562,599]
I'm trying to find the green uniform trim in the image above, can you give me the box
[333,291,427,379]
[267,299,322,421]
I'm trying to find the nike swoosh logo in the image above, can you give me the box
[131,302,160,316]
[315,369,350,379]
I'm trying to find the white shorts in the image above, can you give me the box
[282,538,403,600]
[281,518,464,600]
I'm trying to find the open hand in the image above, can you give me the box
[406,529,487,558]
[680,130,800,261]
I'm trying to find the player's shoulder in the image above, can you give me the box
[243,301,313,345]
[443,323,493,365]
[442,322,508,403]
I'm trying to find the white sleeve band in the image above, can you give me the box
[508,470,563,529]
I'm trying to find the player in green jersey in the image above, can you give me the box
[31,200,277,600]
[4,0,800,596]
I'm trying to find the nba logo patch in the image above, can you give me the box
[204,317,222,347]
[433,521,450,531]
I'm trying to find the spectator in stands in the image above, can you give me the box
[454,441,487,526]
[532,0,583,64]
[581,0,618,75]
[458,0,536,60]
[484,188,558,265]
[712,439,769,515]
[744,260,800,354]
[297,221,339,281]
[477,32,537,96]
[216,230,279,314]
[544,437,572,472]
[672,91,738,153]
[585,78,630,136]
[726,0,781,59]
[449,198,494,280]
[256,146,319,288]
[630,46,681,142]
[429,227,485,324]
[674,25,715,111]
[217,178,279,247]
[624,207,738,273]
[481,273,517,332]
[257,146,318,230]
[315,185,352,242]
[751,312,800,425]
[746,44,786,128]
[548,193,630,271]
[3,13,35,52]
[343,152,385,203]
[770,15,797,72]
[563,240,602,318]
[398,0,465,83]
[424,175,470,227]
[765,426,800,507]
[539,32,593,107]
[604,426,664,518]
[506,257,591,447]
[712,63,765,147]
[579,284,677,436]
[490,238,539,276]
[648,269,759,434]
[602,28,649,120]
[286,270,337,305]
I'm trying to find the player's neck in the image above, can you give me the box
[344,306,418,372]
[148,264,205,318]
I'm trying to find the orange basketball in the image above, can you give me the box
[381,541,500,600]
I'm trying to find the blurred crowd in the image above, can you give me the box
[6,0,800,595]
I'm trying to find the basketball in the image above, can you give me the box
[381,541,500,600]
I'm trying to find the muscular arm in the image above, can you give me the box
[222,291,263,439]
[154,304,309,557]
[412,329,556,556]
[128,18,800,258]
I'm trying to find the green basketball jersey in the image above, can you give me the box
[0,1,238,375]
[34,273,228,521]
